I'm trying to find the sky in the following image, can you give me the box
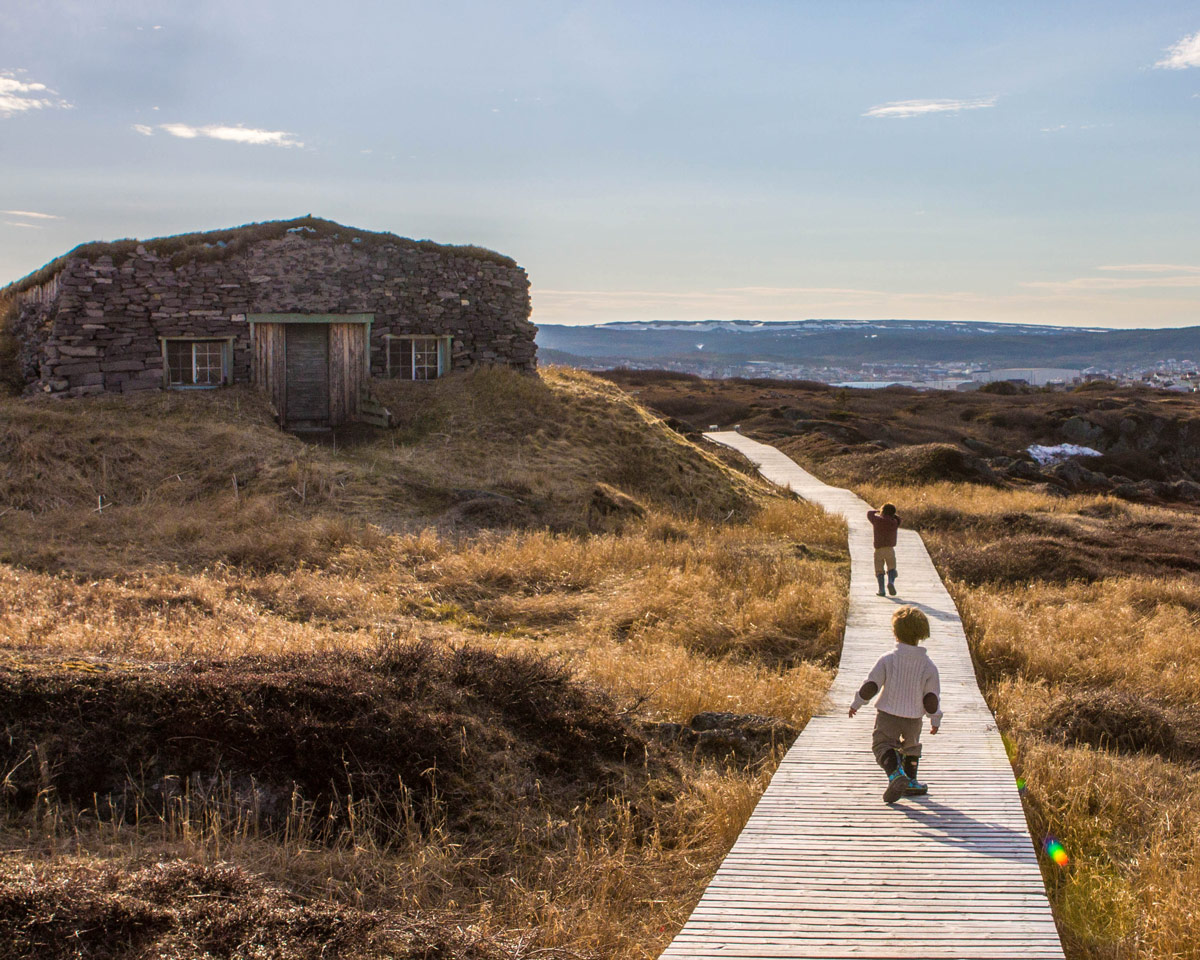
[1,1,1199,329]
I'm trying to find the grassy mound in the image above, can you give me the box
[816,442,996,486]
[0,643,659,837]
[0,859,375,960]
[0,367,757,576]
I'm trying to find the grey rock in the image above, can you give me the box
[1061,416,1106,446]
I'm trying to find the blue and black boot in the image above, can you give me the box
[903,755,928,796]
[887,569,898,596]
[882,749,910,803]
[876,574,887,596]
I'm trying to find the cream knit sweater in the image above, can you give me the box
[850,642,943,727]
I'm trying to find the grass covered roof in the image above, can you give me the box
[2,216,517,297]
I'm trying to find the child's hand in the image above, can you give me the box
[930,725,939,735]
[848,706,858,718]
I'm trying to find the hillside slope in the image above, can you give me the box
[0,367,848,960]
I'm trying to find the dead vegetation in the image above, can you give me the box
[606,370,1200,497]
[0,367,848,959]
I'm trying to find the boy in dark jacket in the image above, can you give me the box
[867,503,901,596]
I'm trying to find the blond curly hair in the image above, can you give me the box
[891,605,930,645]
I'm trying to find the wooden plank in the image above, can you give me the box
[285,323,330,424]
[656,433,1064,960]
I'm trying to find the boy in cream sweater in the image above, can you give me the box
[848,606,942,803]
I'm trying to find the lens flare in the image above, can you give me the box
[1001,733,1017,761]
[1016,776,1027,793]
[1044,838,1069,867]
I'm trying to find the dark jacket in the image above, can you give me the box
[867,510,901,548]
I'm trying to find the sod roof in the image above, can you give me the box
[1,216,517,298]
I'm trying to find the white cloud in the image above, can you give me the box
[132,123,154,136]
[1022,272,1200,291]
[4,220,41,229]
[1098,263,1200,274]
[863,97,996,119]
[0,72,70,117]
[1155,30,1200,69]
[1,209,61,220]
[155,122,302,147]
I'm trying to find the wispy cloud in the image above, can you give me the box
[863,97,996,119]
[1022,264,1200,291]
[1155,30,1200,69]
[140,122,303,148]
[0,72,71,117]
[1,209,61,220]
[1098,263,1200,274]
[4,220,42,229]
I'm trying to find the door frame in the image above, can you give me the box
[248,313,373,427]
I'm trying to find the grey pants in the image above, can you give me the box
[872,710,923,767]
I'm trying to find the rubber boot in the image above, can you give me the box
[883,749,910,803]
[903,755,928,796]
[876,574,886,596]
[887,569,898,596]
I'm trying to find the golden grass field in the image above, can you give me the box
[0,368,849,959]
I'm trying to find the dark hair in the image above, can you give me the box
[881,502,896,517]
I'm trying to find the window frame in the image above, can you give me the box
[160,337,235,390]
[385,335,452,380]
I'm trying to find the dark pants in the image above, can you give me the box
[871,710,923,768]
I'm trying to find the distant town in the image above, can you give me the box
[535,319,1200,392]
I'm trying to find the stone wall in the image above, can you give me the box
[10,231,534,397]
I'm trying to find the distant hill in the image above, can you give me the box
[536,319,1200,371]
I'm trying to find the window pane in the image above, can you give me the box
[194,341,223,385]
[389,339,414,379]
[413,339,439,380]
[166,341,192,385]
[165,340,224,387]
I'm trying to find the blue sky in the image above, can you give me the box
[2,1,1198,328]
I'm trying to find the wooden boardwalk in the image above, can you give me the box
[659,433,1064,960]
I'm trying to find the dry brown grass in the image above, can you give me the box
[0,368,848,959]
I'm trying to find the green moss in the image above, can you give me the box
[1,216,518,298]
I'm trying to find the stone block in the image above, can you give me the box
[54,361,102,376]
[59,344,101,358]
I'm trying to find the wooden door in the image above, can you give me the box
[285,324,329,424]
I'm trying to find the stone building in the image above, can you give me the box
[2,217,535,427]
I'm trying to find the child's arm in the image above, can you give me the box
[848,657,887,717]
[923,663,943,732]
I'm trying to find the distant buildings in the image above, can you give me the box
[973,367,1082,387]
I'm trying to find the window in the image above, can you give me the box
[164,339,229,388]
[387,336,449,380]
